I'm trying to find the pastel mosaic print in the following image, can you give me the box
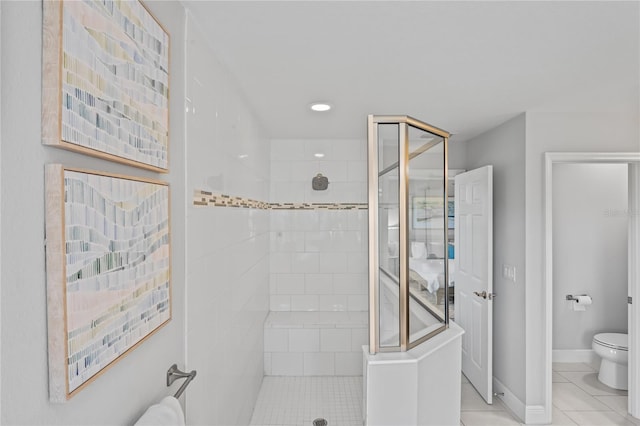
[194,190,368,210]
[46,166,171,400]
[52,0,169,170]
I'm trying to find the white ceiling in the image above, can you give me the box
[182,1,639,142]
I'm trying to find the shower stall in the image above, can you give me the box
[364,115,464,425]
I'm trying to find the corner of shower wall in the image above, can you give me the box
[184,13,271,425]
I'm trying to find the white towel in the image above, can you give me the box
[135,396,185,426]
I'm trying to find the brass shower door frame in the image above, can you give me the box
[367,115,451,354]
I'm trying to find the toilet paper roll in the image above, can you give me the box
[576,295,592,305]
[572,295,592,311]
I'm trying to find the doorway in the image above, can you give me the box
[543,152,640,423]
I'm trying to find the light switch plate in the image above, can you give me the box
[502,264,516,283]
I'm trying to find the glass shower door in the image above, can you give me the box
[376,123,400,349]
[406,125,448,346]
[368,115,450,353]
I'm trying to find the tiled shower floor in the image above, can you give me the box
[249,376,363,426]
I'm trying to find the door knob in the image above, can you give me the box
[473,291,496,300]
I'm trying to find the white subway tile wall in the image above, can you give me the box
[291,295,319,311]
[270,139,367,204]
[321,329,351,352]
[335,353,363,376]
[264,329,289,352]
[269,139,368,312]
[270,295,292,312]
[271,352,304,376]
[304,352,335,376]
[269,226,367,302]
[264,312,368,377]
[186,22,271,425]
[268,139,368,377]
[289,329,320,352]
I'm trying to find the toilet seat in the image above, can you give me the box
[593,333,628,351]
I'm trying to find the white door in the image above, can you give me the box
[454,166,494,404]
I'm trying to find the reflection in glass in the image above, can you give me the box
[407,126,449,345]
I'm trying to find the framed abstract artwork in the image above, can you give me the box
[42,0,170,172]
[412,196,446,229]
[45,165,171,401]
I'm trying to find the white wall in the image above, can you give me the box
[271,138,367,204]
[465,113,527,403]
[525,110,640,412]
[269,139,368,312]
[552,164,628,350]
[0,2,187,424]
[184,16,271,425]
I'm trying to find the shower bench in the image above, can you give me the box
[263,311,368,376]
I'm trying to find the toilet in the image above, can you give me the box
[592,333,628,390]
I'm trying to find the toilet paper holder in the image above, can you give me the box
[566,294,591,301]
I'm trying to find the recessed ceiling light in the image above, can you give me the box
[314,153,325,158]
[310,102,332,112]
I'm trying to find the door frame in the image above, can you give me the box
[543,152,640,422]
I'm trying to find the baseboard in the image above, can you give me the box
[492,378,552,424]
[492,377,525,423]
[552,349,597,366]
[524,405,549,424]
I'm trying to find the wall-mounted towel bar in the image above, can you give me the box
[167,364,197,399]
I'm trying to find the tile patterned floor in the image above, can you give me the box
[550,362,636,426]
[461,362,637,426]
[249,363,638,425]
[249,376,362,426]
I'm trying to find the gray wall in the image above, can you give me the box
[1,3,272,424]
[1,2,186,424]
[524,109,640,408]
[449,139,467,171]
[552,163,628,350]
[465,113,527,403]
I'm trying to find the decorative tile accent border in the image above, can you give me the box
[194,190,270,209]
[270,202,368,210]
[194,190,368,210]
